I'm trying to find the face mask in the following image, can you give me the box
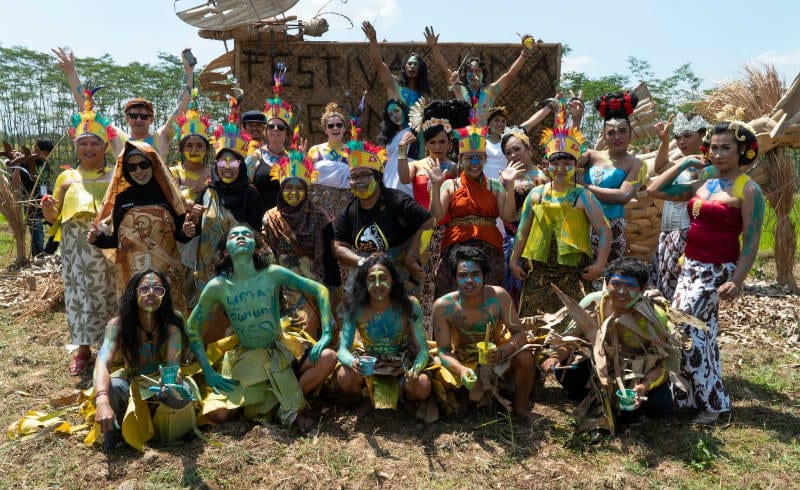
[282,189,305,207]
[352,176,378,199]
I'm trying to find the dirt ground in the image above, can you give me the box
[0,260,798,489]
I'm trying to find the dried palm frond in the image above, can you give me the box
[695,64,784,122]
[0,163,27,263]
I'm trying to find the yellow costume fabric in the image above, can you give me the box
[521,185,592,267]
[49,167,112,240]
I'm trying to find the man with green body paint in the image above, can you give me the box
[186,225,337,430]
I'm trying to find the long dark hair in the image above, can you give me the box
[377,99,409,145]
[400,52,430,96]
[344,253,415,325]
[213,224,272,277]
[117,269,183,369]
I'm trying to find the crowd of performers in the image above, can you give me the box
[9,30,765,450]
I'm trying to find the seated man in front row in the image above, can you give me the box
[432,244,536,421]
[186,225,337,430]
[542,257,687,437]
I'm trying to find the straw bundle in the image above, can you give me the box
[0,165,27,264]
[624,187,664,260]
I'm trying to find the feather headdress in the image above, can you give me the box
[212,95,251,158]
[540,98,586,160]
[69,81,115,144]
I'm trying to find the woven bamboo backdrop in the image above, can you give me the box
[231,40,562,145]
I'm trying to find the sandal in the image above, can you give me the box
[69,350,92,376]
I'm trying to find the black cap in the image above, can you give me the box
[241,110,267,124]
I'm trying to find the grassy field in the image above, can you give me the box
[0,295,797,489]
[759,197,800,257]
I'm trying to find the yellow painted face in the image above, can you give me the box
[282,179,306,207]
[367,264,392,301]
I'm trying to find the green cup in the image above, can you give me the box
[359,356,377,376]
[160,364,180,385]
[616,388,637,411]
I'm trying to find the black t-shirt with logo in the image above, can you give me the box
[333,187,431,253]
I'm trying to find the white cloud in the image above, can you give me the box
[562,55,595,73]
[753,49,800,66]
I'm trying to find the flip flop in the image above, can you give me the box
[69,350,92,376]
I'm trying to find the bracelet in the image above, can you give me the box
[398,147,408,160]
[94,390,109,401]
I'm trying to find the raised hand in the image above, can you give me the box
[51,47,76,74]
[427,162,447,187]
[423,26,439,47]
[655,114,675,143]
[399,130,417,147]
[500,160,526,183]
[361,21,377,43]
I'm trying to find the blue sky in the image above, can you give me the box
[3,0,799,92]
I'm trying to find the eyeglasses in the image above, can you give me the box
[348,173,373,182]
[326,122,345,129]
[268,123,287,131]
[137,285,166,297]
[125,160,152,172]
[216,159,241,168]
[127,112,151,120]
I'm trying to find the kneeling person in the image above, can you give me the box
[186,225,337,429]
[337,253,431,409]
[433,245,536,421]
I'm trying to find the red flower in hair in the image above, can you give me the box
[609,98,622,111]
[598,98,608,119]
[748,141,758,150]
[623,92,634,115]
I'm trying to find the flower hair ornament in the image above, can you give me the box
[539,98,587,160]
[410,98,471,135]
[264,62,295,128]
[699,120,759,166]
[213,95,251,158]
[270,148,319,185]
[594,91,639,123]
[174,88,211,142]
[69,80,116,144]
[672,112,708,136]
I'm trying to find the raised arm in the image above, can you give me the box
[428,166,450,222]
[362,21,400,101]
[155,53,195,157]
[488,49,529,94]
[720,180,765,299]
[397,132,418,185]
[423,26,455,82]
[497,162,524,222]
[52,48,86,108]
[647,157,705,201]
[653,114,675,174]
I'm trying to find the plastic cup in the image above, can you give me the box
[160,364,180,385]
[616,388,637,411]
[359,356,377,376]
[476,342,497,365]
[461,370,478,390]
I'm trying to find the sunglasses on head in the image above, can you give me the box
[125,160,152,172]
[127,112,151,120]
[326,122,345,129]
[268,123,287,131]
[137,284,166,297]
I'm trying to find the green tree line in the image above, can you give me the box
[0,45,228,186]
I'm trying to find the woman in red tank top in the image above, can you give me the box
[649,120,765,424]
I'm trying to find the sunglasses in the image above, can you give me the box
[216,159,241,168]
[326,122,345,129]
[137,285,166,297]
[125,160,152,172]
[268,123,287,131]
[127,112,151,120]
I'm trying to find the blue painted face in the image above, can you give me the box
[606,273,643,309]
[456,260,483,295]
[226,226,256,257]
